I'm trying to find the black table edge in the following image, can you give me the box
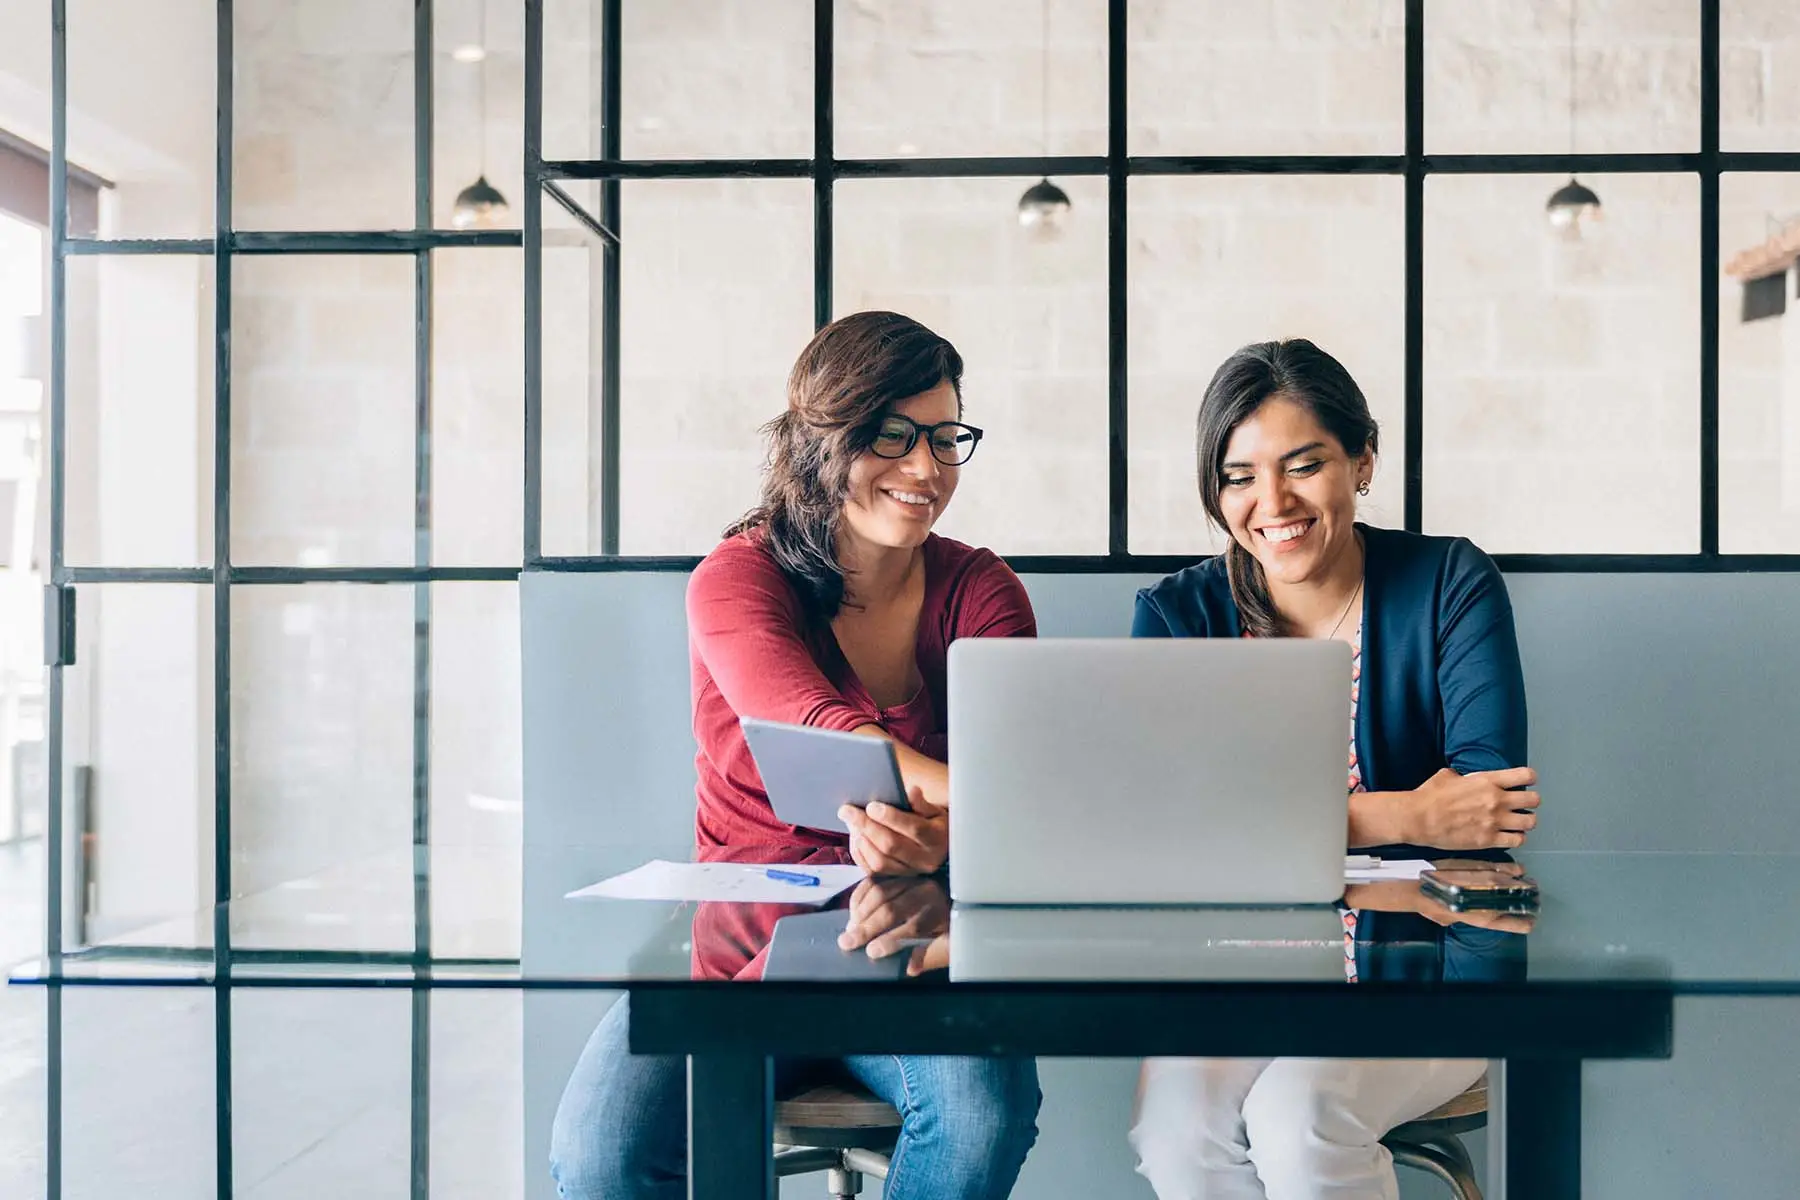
[627,980,1675,1060]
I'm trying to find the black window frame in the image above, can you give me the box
[522,0,1800,575]
[40,5,522,1198]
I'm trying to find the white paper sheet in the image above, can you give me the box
[1344,858,1434,883]
[564,860,866,905]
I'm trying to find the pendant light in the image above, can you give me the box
[452,0,510,230]
[1017,0,1070,236]
[1546,0,1602,236]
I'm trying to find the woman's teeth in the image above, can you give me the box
[886,490,933,507]
[1261,521,1312,543]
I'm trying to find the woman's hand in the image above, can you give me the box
[1418,898,1537,935]
[906,936,950,976]
[838,875,950,959]
[1402,767,1540,850]
[1344,864,1537,934]
[839,786,948,876]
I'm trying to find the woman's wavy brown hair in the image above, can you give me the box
[1196,339,1379,639]
[726,311,964,624]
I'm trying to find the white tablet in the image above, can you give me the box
[740,717,910,835]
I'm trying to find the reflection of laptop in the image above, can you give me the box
[763,910,911,982]
[949,906,1345,981]
[948,638,1351,905]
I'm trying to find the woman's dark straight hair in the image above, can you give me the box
[1196,339,1380,638]
[726,310,963,624]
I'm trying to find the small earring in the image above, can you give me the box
[1356,480,1370,496]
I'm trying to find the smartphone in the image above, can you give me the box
[1418,867,1539,910]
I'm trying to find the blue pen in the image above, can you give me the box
[760,868,821,887]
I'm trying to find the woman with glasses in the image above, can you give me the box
[689,310,1007,866]
[549,310,1041,1200]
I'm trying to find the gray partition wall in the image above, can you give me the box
[521,567,1800,1199]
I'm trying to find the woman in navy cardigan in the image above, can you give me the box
[1127,339,1540,1200]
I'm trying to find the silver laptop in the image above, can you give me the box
[947,638,1351,905]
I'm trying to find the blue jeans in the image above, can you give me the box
[549,997,1041,1199]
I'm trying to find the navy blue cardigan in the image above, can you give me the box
[1131,524,1529,859]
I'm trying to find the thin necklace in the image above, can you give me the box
[1326,578,1364,641]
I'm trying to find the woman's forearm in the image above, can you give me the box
[853,725,950,810]
[1348,789,1416,849]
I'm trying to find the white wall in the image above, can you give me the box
[0,0,215,235]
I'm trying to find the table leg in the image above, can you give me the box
[687,1053,773,1200]
[1502,1058,1582,1200]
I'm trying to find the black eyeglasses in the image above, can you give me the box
[867,414,985,466]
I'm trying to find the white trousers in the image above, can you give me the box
[1129,1057,1487,1200]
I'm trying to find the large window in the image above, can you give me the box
[531,0,1800,568]
[32,3,531,1192]
[40,0,528,976]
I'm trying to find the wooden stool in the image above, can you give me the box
[773,1080,902,1199]
[1383,1073,1488,1200]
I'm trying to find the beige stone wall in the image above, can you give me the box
[616,0,814,159]
[837,175,1112,554]
[1131,0,1404,155]
[1725,0,1800,151]
[1425,171,1704,553]
[616,179,815,554]
[838,0,1110,157]
[1129,174,1408,554]
[1428,0,1698,153]
[233,0,416,231]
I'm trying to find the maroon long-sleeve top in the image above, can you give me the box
[685,528,1037,857]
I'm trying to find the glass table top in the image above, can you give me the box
[10,848,1800,994]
